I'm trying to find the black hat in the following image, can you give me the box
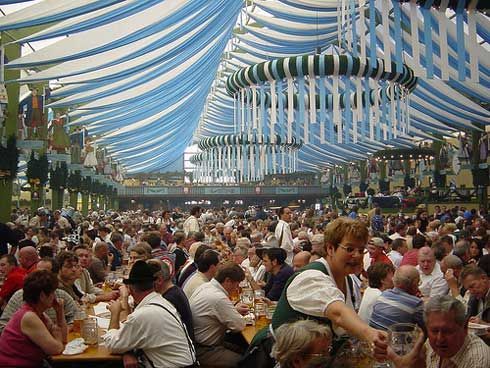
[123,260,156,285]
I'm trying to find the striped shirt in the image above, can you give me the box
[426,333,490,368]
[369,288,424,331]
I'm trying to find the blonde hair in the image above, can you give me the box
[271,320,332,368]
[324,217,369,249]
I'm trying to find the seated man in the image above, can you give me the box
[367,237,393,268]
[424,296,490,367]
[358,263,394,323]
[292,251,311,271]
[440,255,465,303]
[417,247,448,299]
[103,260,197,368]
[74,245,119,303]
[262,248,295,301]
[183,249,219,299]
[88,242,113,285]
[147,259,194,342]
[190,262,249,368]
[18,246,39,274]
[0,257,78,334]
[370,265,425,331]
[387,238,408,269]
[461,266,489,319]
[0,255,27,308]
[56,251,84,303]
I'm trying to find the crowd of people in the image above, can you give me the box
[0,202,488,368]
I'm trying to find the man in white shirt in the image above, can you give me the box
[274,206,294,265]
[104,261,197,368]
[387,238,408,269]
[183,249,219,299]
[183,207,201,236]
[189,262,249,367]
[417,247,448,299]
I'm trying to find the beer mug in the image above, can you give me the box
[388,323,419,355]
[82,317,98,345]
[265,301,277,321]
[72,310,86,336]
[240,288,255,309]
[254,301,268,329]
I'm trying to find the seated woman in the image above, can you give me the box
[0,270,67,367]
[271,320,332,368]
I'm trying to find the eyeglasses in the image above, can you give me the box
[338,243,368,255]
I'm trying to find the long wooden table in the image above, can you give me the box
[51,304,122,363]
[242,324,261,344]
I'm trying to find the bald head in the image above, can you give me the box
[393,265,420,295]
[293,251,311,271]
[418,246,436,275]
[19,246,39,269]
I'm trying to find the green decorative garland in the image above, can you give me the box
[226,54,417,96]
[373,148,435,161]
[67,171,82,193]
[0,136,19,180]
[81,176,92,194]
[26,152,49,186]
[49,162,68,190]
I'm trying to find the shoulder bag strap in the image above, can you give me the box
[148,303,197,365]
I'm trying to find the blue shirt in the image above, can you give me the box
[369,288,425,331]
[264,264,295,301]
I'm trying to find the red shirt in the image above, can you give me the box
[370,252,393,267]
[23,262,37,274]
[0,267,27,302]
[400,249,419,267]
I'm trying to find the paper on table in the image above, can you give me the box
[93,302,109,316]
[88,315,110,330]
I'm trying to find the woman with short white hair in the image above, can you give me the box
[271,320,332,368]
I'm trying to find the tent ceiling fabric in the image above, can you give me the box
[5,0,243,173]
[3,0,490,174]
[196,0,490,172]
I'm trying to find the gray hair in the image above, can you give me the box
[250,231,263,242]
[236,237,251,248]
[393,265,419,290]
[453,240,469,258]
[424,295,466,327]
[234,245,248,257]
[442,255,463,270]
[271,320,332,368]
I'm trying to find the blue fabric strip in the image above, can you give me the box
[319,55,327,142]
[328,94,334,143]
[259,84,266,136]
[345,55,353,144]
[363,77,370,142]
[392,0,403,74]
[369,0,377,74]
[422,3,434,78]
[456,0,466,81]
[277,80,285,138]
[350,0,358,57]
[379,81,386,141]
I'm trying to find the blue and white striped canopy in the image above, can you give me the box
[3,0,490,174]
